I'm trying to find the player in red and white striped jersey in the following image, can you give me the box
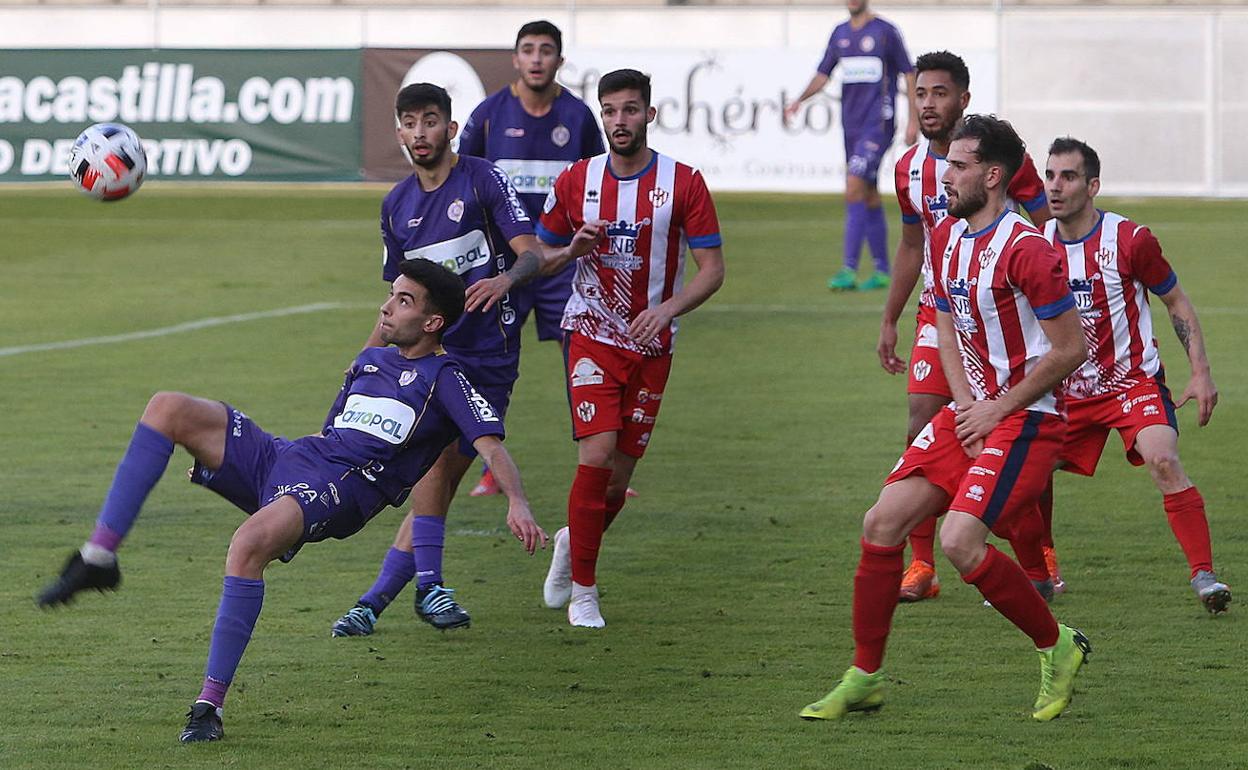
[1044,137,1229,614]
[535,69,725,628]
[876,51,1052,601]
[801,116,1090,723]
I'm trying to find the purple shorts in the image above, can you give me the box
[190,406,388,556]
[440,352,517,458]
[511,262,574,342]
[844,126,894,184]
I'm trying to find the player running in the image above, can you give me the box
[535,69,725,627]
[785,0,917,291]
[1043,137,1229,614]
[36,260,547,743]
[877,51,1053,602]
[800,115,1091,723]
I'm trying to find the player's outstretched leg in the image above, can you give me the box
[799,666,886,721]
[37,551,122,607]
[1032,624,1092,721]
[331,543,416,637]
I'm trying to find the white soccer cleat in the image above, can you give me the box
[543,526,573,609]
[568,582,605,628]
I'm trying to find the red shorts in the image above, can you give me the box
[907,321,952,398]
[563,332,672,459]
[1058,376,1178,476]
[885,407,1066,532]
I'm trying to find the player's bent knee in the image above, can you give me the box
[862,505,908,547]
[140,391,189,433]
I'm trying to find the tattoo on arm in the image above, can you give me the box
[1172,315,1192,354]
[506,250,541,287]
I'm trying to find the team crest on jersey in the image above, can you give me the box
[505,127,525,138]
[861,36,876,53]
[551,124,570,147]
[1069,276,1100,316]
[977,246,998,269]
[571,357,604,387]
[576,401,596,422]
[948,278,978,333]
[648,187,671,208]
[603,219,651,270]
[447,198,465,223]
[363,364,379,373]
[912,360,932,382]
[399,370,419,387]
[1096,246,1116,267]
[923,192,948,220]
[838,38,851,48]
[407,217,423,229]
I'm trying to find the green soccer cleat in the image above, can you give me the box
[859,272,891,291]
[799,666,885,721]
[827,268,857,291]
[1032,624,1091,721]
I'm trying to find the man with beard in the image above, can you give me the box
[800,115,1091,723]
[534,69,725,627]
[1042,137,1229,614]
[329,83,599,637]
[876,51,1052,603]
[456,20,605,498]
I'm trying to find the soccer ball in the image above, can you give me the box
[67,123,147,201]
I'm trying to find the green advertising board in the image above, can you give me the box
[0,49,361,182]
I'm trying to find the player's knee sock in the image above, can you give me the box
[88,422,175,556]
[1006,506,1050,583]
[411,516,446,590]
[964,545,1058,649]
[1163,486,1214,578]
[569,464,612,586]
[198,576,264,708]
[1038,478,1055,550]
[865,205,889,273]
[843,201,867,271]
[358,546,417,615]
[908,515,937,567]
[852,539,905,673]
[602,494,627,533]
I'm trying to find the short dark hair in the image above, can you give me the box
[950,114,1025,187]
[395,83,451,121]
[1048,136,1101,181]
[598,69,651,107]
[915,50,970,92]
[516,20,562,55]
[397,259,465,339]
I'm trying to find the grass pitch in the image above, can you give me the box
[1,185,1245,769]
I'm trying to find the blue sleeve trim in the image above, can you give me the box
[1034,292,1075,320]
[901,213,921,225]
[536,222,572,246]
[1149,270,1177,296]
[688,233,722,249]
[1022,194,1048,212]
[934,297,951,313]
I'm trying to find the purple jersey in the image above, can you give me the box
[816,16,913,137]
[381,155,534,359]
[458,84,604,221]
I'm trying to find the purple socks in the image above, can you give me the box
[358,547,417,615]
[844,201,866,271]
[90,422,175,552]
[411,516,446,589]
[865,204,889,274]
[198,576,265,708]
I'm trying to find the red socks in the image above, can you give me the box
[1006,505,1051,583]
[568,464,613,586]
[602,494,627,533]
[852,539,905,673]
[908,516,937,567]
[1164,486,1214,578]
[964,545,1058,649]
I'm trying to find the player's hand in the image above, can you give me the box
[1176,369,1219,427]
[570,219,610,258]
[505,504,548,555]
[628,305,675,346]
[962,438,984,460]
[783,101,802,125]
[877,321,906,374]
[464,273,515,313]
[954,400,1006,447]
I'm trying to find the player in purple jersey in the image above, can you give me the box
[35,260,547,744]
[456,20,605,498]
[332,82,598,636]
[785,0,918,291]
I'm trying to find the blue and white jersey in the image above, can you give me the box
[304,346,504,506]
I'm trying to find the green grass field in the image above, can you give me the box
[1,185,1245,769]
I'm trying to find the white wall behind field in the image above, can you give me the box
[1,4,1243,196]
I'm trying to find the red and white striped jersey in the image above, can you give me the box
[1044,210,1176,399]
[931,210,1074,415]
[537,151,722,356]
[895,140,1048,324]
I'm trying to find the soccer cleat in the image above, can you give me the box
[469,468,500,497]
[859,272,891,291]
[898,560,940,602]
[416,584,471,630]
[543,526,573,609]
[1191,570,1231,615]
[330,604,378,637]
[1033,578,1056,603]
[1032,624,1091,721]
[568,584,605,628]
[799,666,885,721]
[827,268,857,291]
[1044,546,1067,595]
[179,701,224,743]
[36,550,121,608]
[625,487,639,498]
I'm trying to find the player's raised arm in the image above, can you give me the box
[471,435,547,554]
[1156,282,1218,426]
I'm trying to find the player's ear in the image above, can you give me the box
[447,121,459,142]
[425,313,446,335]
[646,105,657,124]
[1088,176,1101,197]
[959,90,971,110]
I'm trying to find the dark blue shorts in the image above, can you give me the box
[844,126,894,184]
[190,406,388,557]
[441,353,518,458]
[512,262,574,342]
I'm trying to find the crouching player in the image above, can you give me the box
[36,260,547,743]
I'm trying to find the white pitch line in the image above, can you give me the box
[0,302,365,359]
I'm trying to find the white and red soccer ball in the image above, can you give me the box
[68,122,147,201]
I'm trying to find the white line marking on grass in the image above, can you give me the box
[0,302,366,358]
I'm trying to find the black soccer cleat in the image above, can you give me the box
[36,551,121,608]
[416,584,471,630]
[179,701,224,744]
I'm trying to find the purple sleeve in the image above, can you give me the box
[581,106,605,157]
[816,33,839,76]
[888,24,914,74]
[380,198,405,282]
[458,103,487,158]
[322,363,358,433]
[478,162,535,242]
[435,366,506,444]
